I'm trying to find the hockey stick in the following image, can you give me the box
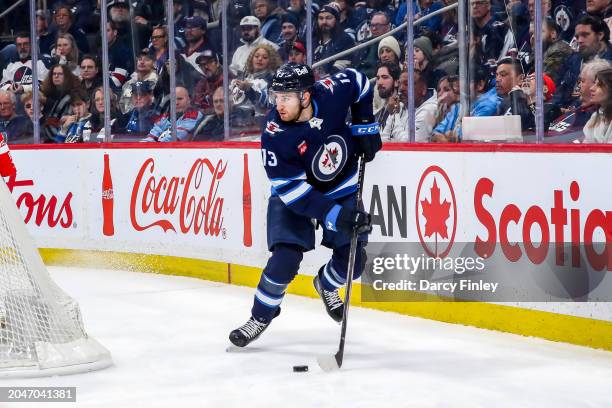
[317,155,367,372]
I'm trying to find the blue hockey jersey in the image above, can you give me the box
[261,68,373,223]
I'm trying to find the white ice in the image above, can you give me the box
[3,266,612,408]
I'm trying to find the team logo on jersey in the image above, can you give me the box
[312,135,347,182]
[13,66,33,85]
[308,117,323,130]
[319,78,335,93]
[265,121,283,135]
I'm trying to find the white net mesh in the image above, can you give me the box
[0,178,111,377]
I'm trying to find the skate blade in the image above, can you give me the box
[317,354,340,372]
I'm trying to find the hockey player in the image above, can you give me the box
[229,63,381,347]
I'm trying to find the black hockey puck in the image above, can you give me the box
[293,365,309,372]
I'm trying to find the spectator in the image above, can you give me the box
[150,26,170,74]
[230,44,281,120]
[50,4,90,54]
[432,65,500,142]
[120,49,159,114]
[287,41,307,64]
[354,12,392,78]
[378,36,401,66]
[252,0,282,43]
[470,0,509,65]
[395,0,445,33]
[193,51,224,115]
[79,55,102,98]
[182,16,215,71]
[548,59,611,140]
[57,90,93,143]
[52,33,81,76]
[230,16,279,76]
[40,64,81,142]
[115,81,158,138]
[106,21,134,90]
[495,57,535,131]
[1,33,49,96]
[37,9,55,56]
[528,0,552,23]
[143,86,205,142]
[550,0,584,43]
[108,0,151,53]
[583,67,612,142]
[335,0,362,40]
[374,63,401,141]
[0,90,31,143]
[21,91,46,141]
[89,86,121,141]
[435,74,461,126]
[193,86,226,141]
[413,36,443,89]
[278,13,301,60]
[407,69,438,141]
[353,0,397,42]
[585,0,612,34]
[554,15,612,108]
[532,18,574,85]
[313,4,355,77]
[153,54,203,116]
[287,0,309,38]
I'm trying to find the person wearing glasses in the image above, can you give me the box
[0,33,49,97]
[353,12,392,79]
[0,90,31,144]
[120,49,159,114]
[40,64,82,143]
[50,4,90,54]
[150,26,170,75]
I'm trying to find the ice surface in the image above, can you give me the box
[3,266,611,408]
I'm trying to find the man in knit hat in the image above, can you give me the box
[278,13,302,60]
[353,11,393,78]
[378,35,401,66]
[313,3,355,77]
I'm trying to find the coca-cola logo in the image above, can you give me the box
[6,174,73,229]
[130,157,226,236]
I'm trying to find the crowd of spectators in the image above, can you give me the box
[0,0,611,144]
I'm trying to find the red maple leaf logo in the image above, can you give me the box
[420,178,451,240]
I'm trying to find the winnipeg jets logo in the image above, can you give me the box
[309,117,323,130]
[265,121,283,135]
[319,78,335,93]
[312,135,347,182]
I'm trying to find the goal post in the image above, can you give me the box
[0,177,112,378]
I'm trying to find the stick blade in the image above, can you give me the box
[317,352,342,372]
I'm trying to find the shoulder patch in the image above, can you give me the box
[265,121,284,135]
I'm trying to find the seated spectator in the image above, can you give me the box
[40,64,82,142]
[21,91,46,141]
[435,75,461,126]
[374,62,401,140]
[230,44,281,121]
[50,4,90,54]
[182,16,215,71]
[79,55,102,99]
[120,49,159,114]
[287,0,309,38]
[413,37,443,89]
[495,57,535,131]
[554,15,612,109]
[585,0,612,33]
[114,81,158,138]
[193,86,227,141]
[278,13,302,60]
[0,90,31,144]
[106,21,134,90]
[89,86,121,142]
[396,0,445,33]
[287,41,307,64]
[354,11,393,78]
[153,54,203,116]
[470,0,509,65]
[57,90,93,143]
[51,33,81,76]
[37,9,55,56]
[109,0,151,53]
[193,51,224,115]
[533,18,574,85]
[378,36,401,66]
[142,86,205,142]
[432,65,500,142]
[150,26,171,74]
[230,16,279,76]
[353,0,397,42]
[519,72,558,129]
[548,59,611,141]
[313,4,355,77]
[253,0,282,43]
[336,0,365,40]
[0,33,49,97]
[583,67,612,143]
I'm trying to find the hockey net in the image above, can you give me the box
[0,177,111,377]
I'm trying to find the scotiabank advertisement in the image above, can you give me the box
[7,145,612,319]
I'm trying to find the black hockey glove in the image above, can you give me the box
[351,121,382,163]
[336,206,372,234]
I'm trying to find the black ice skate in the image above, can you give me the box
[314,272,344,323]
[229,308,280,347]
